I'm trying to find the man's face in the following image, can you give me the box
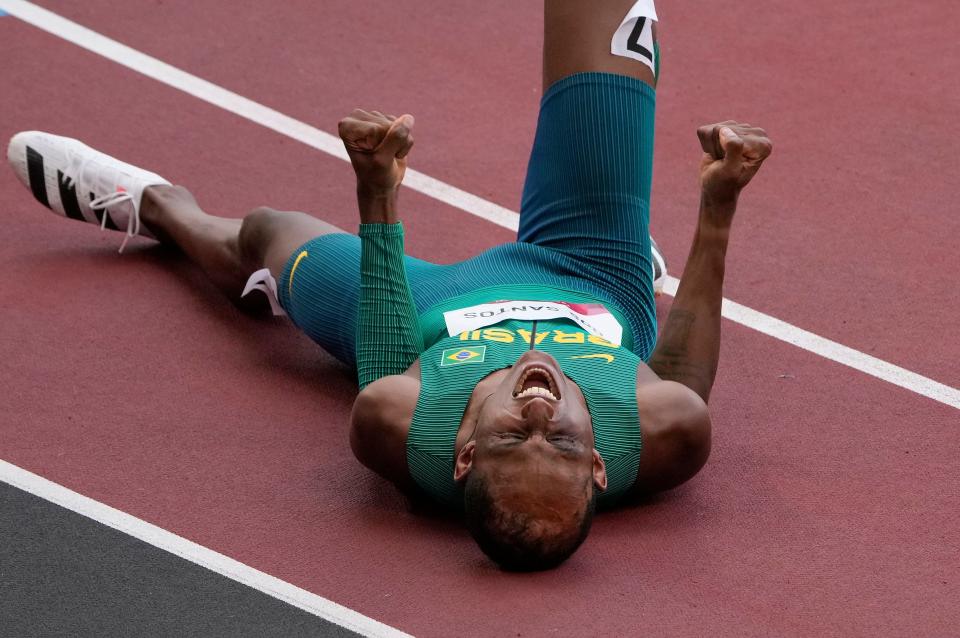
[455,350,607,516]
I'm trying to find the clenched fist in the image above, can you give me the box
[697,121,772,208]
[338,109,415,195]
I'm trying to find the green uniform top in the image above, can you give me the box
[358,223,643,507]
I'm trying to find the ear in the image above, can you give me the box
[591,449,608,492]
[453,440,477,482]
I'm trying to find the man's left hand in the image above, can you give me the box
[697,121,773,208]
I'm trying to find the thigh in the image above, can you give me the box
[518,1,659,305]
[518,72,656,291]
[542,0,656,90]
[515,2,661,351]
[241,207,346,278]
[521,0,660,251]
[277,233,452,368]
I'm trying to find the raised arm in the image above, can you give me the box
[338,109,424,388]
[339,110,423,489]
[647,121,773,403]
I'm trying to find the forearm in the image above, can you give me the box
[356,190,424,389]
[356,185,400,225]
[647,197,735,402]
[338,111,424,387]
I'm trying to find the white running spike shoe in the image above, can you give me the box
[651,236,667,296]
[7,131,170,252]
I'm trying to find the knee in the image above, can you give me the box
[238,206,283,266]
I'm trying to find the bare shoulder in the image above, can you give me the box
[631,376,712,496]
[349,365,421,490]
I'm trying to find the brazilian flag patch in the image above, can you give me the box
[440,345,487,367]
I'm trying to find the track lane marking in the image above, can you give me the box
[0,460,411,638]
[661,279,957,407]
[0,0,956,411]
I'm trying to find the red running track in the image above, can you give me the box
[1,1,958,635]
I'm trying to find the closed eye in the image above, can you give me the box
[549,437,580,452]
[495,433,581,454]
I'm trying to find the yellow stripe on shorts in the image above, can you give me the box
[288,250,309,296]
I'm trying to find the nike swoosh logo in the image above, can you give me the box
[570,353,614,364]
[288,250,309,294]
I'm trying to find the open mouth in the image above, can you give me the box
[512,367,560,401]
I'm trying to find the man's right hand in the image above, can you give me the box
[338,110,415,223]
[696,121,773,211]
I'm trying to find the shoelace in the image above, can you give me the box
[62,151,141,253]
[89,190,139,253]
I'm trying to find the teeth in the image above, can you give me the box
[513,367,559,400]
[516,386,557,400]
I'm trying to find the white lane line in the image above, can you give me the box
[0,0,521,234]
[0,460,412,638]
[661,279,957,408]
[1,0,957,411]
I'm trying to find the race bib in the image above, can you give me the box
[443,300,623,346]
[611,0,658,72]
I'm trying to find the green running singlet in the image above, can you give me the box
[409,314,642,507]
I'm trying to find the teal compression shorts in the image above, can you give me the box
[278,72,657,368]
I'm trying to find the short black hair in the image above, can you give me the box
[462,472,596,571]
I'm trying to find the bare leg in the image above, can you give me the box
[139,184,345,309]
[543,0,656,89]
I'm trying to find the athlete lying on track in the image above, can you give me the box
[7,0,771,570]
